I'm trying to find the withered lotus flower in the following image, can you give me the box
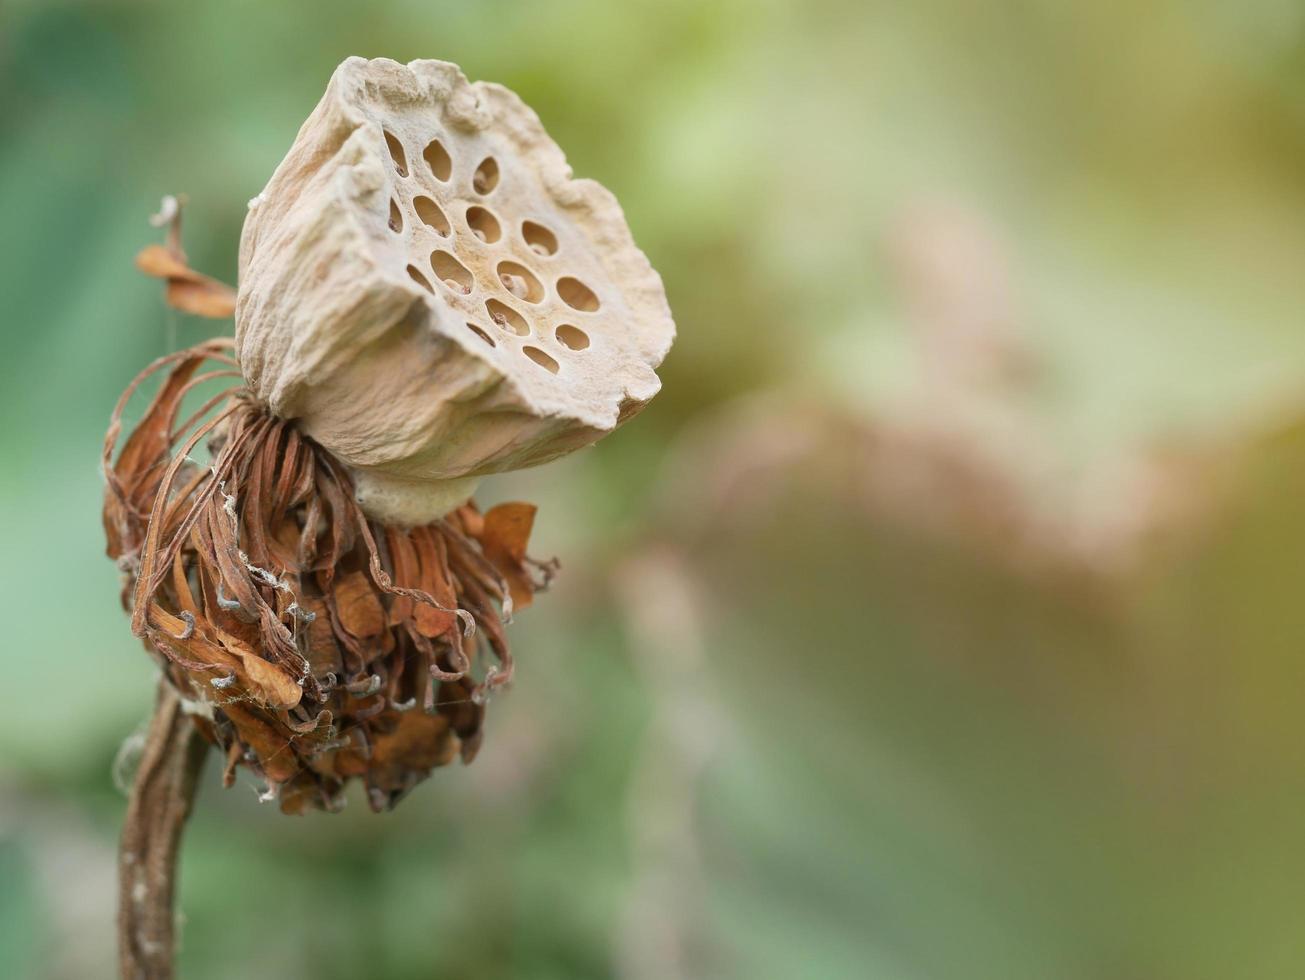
[105,57,674,817]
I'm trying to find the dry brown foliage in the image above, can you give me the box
[104,340,556,813]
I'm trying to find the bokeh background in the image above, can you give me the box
[5,1,1305,977]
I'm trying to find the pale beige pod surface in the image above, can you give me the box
[236,57,674,524]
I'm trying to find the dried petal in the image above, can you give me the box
[135,244,237,318]
[334,570,386,638]
[479,502,538,610]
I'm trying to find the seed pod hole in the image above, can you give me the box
[472,157,499,194]
[521,221,558,256]
[496,261,543,303]
[430,250,472,292]
[466,206,501,244]
[383,130,408,177]
[388,198,404,233]
[467,322,496,347]
[522,346,560,373]
[413,196,450,236]
[423,138,452,181]
[407,264,433,292]
[557,276,600,312]
[485,298,529,336]
[555,324,590,350]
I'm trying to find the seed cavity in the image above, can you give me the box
[496,261,543,304]
[485,298,529,336]
[414,196,450,236]
[557,276,600,312]
[383,130,408,177]
[473,157,500,194]
[423,138,452,181]
[466,206,501,244]
[407,265,433,292]
[521,221,558,256]
[555,324,590,350]
[522,346,560,373]
[431,250,472,292]
[467,322,496,347]
[388,198,404,233]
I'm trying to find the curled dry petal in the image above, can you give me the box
[334,571,387,639]
[135,244,238,319]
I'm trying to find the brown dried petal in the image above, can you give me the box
[334,570,386,638]
[147,605,302,709]
[221,702,300,783]
[412,527,457,637]
[370,711,459,776]
[479,502,538,610]
[299,596,343,676]
[136,244,237,318]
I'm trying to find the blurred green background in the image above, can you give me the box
[6,1,1305,977]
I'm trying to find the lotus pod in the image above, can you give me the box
[237,57,675,525]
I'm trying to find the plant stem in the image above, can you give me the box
[118,678,209,979]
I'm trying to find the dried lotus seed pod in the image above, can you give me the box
[237,57,675,525]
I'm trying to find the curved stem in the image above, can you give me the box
[118,679,209,979]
